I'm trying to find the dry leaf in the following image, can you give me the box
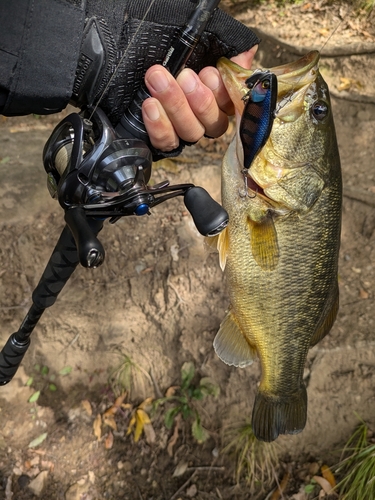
[173,461,188,478]
[134,409,151,442]
[186,484,197,498]
[321,465,336,488]
[313,475,337,496]
[165,386,179,398]
[167,414,182,457]
[93,414,102,440]
[143,421,156,445]
[127,414,136,436]
[103,413,117,432]
[114,392,127,409]
[271,471,290,500]
[41,460,55,472]
[81,400,92,416]
[105,431,114,450]
[359,288,369,299]
[139,397,153,411]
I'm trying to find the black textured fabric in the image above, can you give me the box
[0,0,85,115]
[84,0,259,125]
[0,0,259,155]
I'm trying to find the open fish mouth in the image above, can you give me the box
[217,51,320,117]
[218,51,323,209]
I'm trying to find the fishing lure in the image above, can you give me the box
[240,71,278,171]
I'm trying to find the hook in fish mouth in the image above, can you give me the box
[241,169,266,199]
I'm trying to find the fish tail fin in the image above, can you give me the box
[252,386,307,442]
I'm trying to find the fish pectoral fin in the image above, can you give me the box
[214,310,256,367]
[248,215,279,271]
[310,285,339,347]
[252,386,307,442]
[204,227,229,271]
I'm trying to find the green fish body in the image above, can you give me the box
[215,51,342,442]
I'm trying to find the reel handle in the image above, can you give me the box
[64,207,105,268]
[184,187,228,236]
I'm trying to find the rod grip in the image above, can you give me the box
[0,333,30,385]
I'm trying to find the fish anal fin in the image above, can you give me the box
[248,216,279,271]
[310,287,339,347]
[214,310,256,368]
[252,386,307,442]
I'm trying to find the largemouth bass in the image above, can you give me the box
[214,51,342,442]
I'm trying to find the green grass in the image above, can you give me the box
[222,420,278,492]
[153,362,220,443]
[334,419,375,500]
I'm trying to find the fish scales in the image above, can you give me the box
[215,51,342,442]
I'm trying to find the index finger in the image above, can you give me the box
[198,45,258,116]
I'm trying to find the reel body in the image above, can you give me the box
[42,107,228,268]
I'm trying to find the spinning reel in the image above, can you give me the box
[43,106,228,268]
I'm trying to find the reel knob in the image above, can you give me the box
[184,187,229,237]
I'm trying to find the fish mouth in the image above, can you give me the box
[217,51,320,116]
[218,51,321,206]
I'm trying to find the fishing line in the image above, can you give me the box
[275,12,348,115]
[89,0,158,120]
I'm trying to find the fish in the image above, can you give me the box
[214,51,342,442]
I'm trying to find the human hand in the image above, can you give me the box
[142,46,258,152]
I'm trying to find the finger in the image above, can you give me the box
[199,45,259,116]
[177,68,228,138]
[231,45,258,68]
[199,66,234,116]
[142,97,179,151]
[144,65,204,143]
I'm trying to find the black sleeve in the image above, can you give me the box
[0,0,259,119]
[0,0,85,116]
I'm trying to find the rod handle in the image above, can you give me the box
[0,333,30,385]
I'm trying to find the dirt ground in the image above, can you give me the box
[1,2,375,499]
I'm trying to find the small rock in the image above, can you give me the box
[65,480,88,500]
[18,475,30,490]
[122,461,133,472]
[28,470,48,497]
[186,484,197,497]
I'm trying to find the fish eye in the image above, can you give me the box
[261,79,270,89]
[311,100,328,121]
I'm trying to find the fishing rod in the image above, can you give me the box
[0,0,228,385]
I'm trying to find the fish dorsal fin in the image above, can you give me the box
[310,286,339,347]
[248,215,279,271]
[214,310,256,367]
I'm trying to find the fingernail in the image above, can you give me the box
[178,70,198,94]
[146,70,170,93]
[143,101,160,121]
